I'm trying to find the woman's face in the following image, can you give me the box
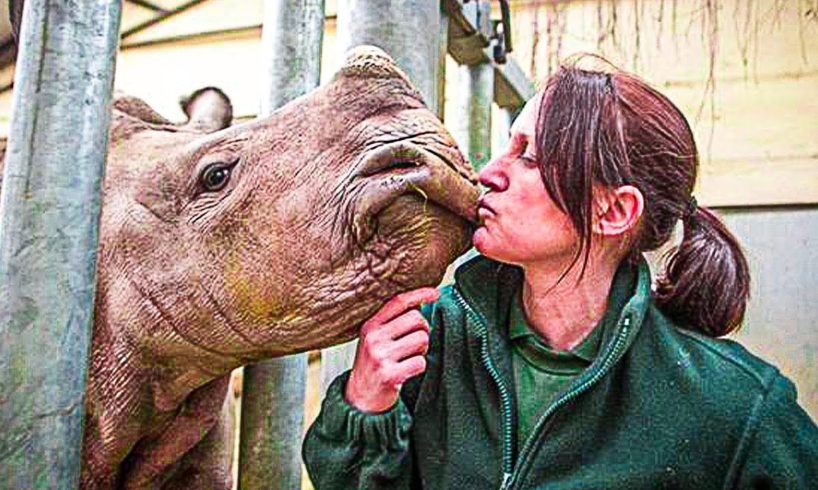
[473,92,579,266]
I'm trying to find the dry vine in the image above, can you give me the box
[524,0,812,158]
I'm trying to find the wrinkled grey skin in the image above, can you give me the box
[0,47,479,488]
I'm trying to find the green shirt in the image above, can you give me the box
[509,265,635,447]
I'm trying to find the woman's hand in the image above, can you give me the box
[345,287,440,413]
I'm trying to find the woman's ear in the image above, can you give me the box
[593,185,644,237]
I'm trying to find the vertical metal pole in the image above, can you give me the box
[496,106,519,153]
[238,1,324,489]
[451,62,494,170]
[0,1,122,488]
[321,0,443,397]
[437,7,449,122]
[450,1,494,171]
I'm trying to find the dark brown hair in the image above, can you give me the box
[535,56,750,337]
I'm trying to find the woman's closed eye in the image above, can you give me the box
[518,139,538,166]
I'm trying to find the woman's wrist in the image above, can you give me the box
[345,370,399,413]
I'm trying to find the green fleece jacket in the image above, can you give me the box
[303,255,818,489]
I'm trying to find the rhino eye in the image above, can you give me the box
[200,162,234,192]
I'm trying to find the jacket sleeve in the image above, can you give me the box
[301,301,437,490]
[302,371,416,490]
[734,374,818,489]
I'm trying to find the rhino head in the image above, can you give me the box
[93,46,478,407]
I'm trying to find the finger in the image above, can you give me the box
[369,287,439,326]
[383,310,429,341]
[392,356,427,386]
[386,329,429,361]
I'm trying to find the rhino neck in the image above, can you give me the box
[83,272,241,485]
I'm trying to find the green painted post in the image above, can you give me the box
[0,0,122,488]
[237,1,324,489]
[320,0,443,397]
[450,0,494,171]
[496,106,520,154]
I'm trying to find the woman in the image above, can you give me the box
[302,58,818,489]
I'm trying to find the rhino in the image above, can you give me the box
[0,47,479,488]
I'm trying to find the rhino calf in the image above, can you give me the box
[1,47,478,488]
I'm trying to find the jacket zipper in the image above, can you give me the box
[453,289,515,489]
[455,287,633,490]
[506,316,632,489]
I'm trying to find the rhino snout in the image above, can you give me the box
[351,142,480,244]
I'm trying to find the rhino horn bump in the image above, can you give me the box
[335,45,425,102]
[337,45,407,82]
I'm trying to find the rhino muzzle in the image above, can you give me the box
[352,142,480,245]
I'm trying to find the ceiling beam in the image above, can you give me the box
[125,0,167,13]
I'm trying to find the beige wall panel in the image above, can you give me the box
[125,0,265,45]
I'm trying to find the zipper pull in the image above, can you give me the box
[499,472,513,490]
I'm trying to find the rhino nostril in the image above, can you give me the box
[358,144,426,178]
[386,160,420,174]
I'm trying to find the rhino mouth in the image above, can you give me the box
[351,142,480,244]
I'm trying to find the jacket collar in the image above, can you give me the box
[453,252,652,365]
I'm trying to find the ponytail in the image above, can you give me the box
[654,206,750,337]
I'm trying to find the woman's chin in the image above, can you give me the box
[472,227,497,259]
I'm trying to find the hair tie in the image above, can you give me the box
[682,196,698,221]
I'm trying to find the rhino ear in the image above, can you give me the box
[179,87,233,133]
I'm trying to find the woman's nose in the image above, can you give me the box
[478,157,509,192]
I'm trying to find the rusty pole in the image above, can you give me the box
[321,0,445,397]
[238,1,324,489]
[0,0,122,487]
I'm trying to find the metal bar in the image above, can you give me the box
[450,0,494,171]
[451,63,494,170]
[237,1,324,489]
[496,106,520,152]
[0,0,123,487]
[443,0,534,108]
[125,0,166,13]
[498,0,513,52]
[320,0,443,399]
[437,7,449,121]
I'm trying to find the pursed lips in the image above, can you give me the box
[477,198,496,221]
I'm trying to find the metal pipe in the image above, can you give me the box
[450,0,494,171]
[237,1,324,489]
[0,0,122,487]
[320,0,443,398]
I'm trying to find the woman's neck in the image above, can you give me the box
[521,256,618,351]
